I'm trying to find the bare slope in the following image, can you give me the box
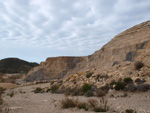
[25,21,150,82]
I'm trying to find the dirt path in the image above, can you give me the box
[2,83,150,113]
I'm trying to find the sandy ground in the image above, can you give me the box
[2,83,150,113]
[0,83,18,89]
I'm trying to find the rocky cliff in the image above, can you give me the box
[25,57,87,81]
[25,20,150,82]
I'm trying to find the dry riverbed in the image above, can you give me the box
[1,83,150,113]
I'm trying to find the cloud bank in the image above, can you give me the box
[0,0,150,62]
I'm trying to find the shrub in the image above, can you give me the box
[71,87,83,96]
[134,61,144,70]
[125,109,136,113]
[135,78,141,83]
[7,92,14,97]
[86,72,93,78]
[77,102,88,111]
[61,97,109,112]
[61,97,77,108]
[124,77,133,84]
[96,89,106,97]
[88,97,108,112]
[135,78,146,84]
[34,87,44,93]
[82,83,91,93]
[100,84,109,93]
[94,106,107,112]
[51,85,59,93]
[85,90,94,97]
[115,82,126,90]
[88,99,98,108]
[109,80,117,89]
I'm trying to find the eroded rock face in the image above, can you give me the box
[25,21,150,82]
[25,57,87,82]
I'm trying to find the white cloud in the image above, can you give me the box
[0,0,150,62]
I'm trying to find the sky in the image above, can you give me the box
[0,0,150,63]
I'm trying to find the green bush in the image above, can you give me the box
[109,80,117,89]
[115,82,126,90]
[82,83,91,93]
[134,61,144,70]
[51,85,59,93]
[123,77,133,84]
[86,72,93,78]
[125,109,136,113]
[7,92,14,97]
[135,78,146,84]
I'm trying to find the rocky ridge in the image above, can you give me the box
[25,21,150,83]
[0,58,39,74]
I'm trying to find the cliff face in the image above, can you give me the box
[87,21,150,70]
[25,21,150,82]
[25,57,87,81]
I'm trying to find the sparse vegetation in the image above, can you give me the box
[50,81,54,85]
[123,77,133,84]
[96,89,106,97]
[34,87,44,93]
[0,87,5,112]
[86,72,93,78]
[82,83,91,93]
[110,80,117,89]
[61,97,77,108]
[7,92,14,97]
[61,97,109,112]
[125,109,136,113]
[134,61,144,70]
[88,97,108,112]
[100,84,109,93]
[51,85,59,93]
[135,78,146,84]
[77,102,88,111]
[135,78,141,83]
[115,82,126,90]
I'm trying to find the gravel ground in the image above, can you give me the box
[2,83,150,113]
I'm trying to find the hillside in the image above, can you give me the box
[0,58,39,74]
[25,20,150,82]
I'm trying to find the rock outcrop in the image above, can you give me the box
[25,57,87,81]
[25,20,150,82]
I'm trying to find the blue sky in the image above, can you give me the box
[0,0,150,63]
